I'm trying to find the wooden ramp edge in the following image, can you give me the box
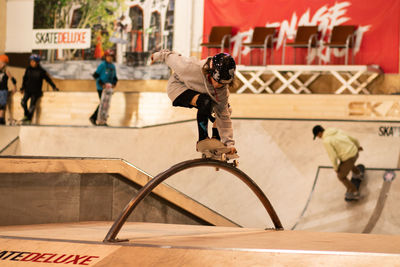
[0,156,237,227]
[0,222,399,266]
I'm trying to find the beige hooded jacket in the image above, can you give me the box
[152,49,234,147]
[322,128,360,171]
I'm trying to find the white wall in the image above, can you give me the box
[172,0,192,56]
[4,0,204,56]
[5,0,34,53]
[190,0,204,54]
[173,0,204,57]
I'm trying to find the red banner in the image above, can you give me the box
[203,0,400,73]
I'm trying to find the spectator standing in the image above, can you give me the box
[89,49,118,126]
[20,54,59,124]
[0,54,17,125]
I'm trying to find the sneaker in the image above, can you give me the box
[89,117,97,126]
[21,117,31,125]
[352,172,363,180]
[345,191,360,201]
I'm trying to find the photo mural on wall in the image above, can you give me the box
[32,0,175,80]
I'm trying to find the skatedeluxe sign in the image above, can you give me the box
[0,250,100,265]
[32,29,91,49]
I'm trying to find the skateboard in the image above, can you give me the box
[345,164,365,202]
[97,83,113,125]
[197,138,239,167]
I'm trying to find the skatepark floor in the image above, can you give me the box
[0,222,399,266]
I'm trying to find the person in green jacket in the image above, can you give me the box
[313,125,363,200]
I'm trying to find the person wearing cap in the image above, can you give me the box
[151,50,237,154]
[0,54,17,125]
[89,49,118,126]
[313,125,363,200]
[20,54,59,124]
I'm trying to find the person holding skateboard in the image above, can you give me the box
[313,125,363,200]
[150,50,237,155]
[20,54,59,124]
[89,49,118,126]
[0,54,17,125]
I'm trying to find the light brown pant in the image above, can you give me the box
[337,153,360,193]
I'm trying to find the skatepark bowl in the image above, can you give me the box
[0,154,400,266]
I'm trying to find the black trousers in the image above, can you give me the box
[21,92,41,120]
[173,90,216,141]
[90,90,103,120]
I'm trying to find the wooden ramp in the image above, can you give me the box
[0,222,399,266]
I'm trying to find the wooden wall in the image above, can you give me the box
[6,92,400,127]
[0,0,6,53]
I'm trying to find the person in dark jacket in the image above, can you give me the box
[20,54,59,123]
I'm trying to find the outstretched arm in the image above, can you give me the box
[43,71,58,91]
[6,69,17,92]
[151,50,193,78]
[21,68,28,92]
[214,101,235,148]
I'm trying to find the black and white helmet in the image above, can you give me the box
[211,53,236,84]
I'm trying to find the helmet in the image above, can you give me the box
[29,54,41,63]
[0,54,9,64]
[104,49,115,57]
[211,53,236,84]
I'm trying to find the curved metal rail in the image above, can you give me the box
[104,158,283,242]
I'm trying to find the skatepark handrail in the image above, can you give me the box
[104,158,283,243]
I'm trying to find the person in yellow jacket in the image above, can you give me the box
[313,125,363,200]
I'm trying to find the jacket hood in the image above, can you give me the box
[323,127,338,137]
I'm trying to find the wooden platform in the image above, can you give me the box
[0,222,399,266]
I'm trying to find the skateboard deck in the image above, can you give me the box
[197,138,239,165]
[97,83,113,125]
[345,164,365,202]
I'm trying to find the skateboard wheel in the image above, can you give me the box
[215,167,220,171]
[233,160,239,167]
[221,153,226,161]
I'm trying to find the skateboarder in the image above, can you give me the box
[20,54,59,124]
[150,50,237,154]
[313,125,363,200]
[89,49,118,126]
[0,54,17,125]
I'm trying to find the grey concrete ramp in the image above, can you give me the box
[294,167,399,234]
